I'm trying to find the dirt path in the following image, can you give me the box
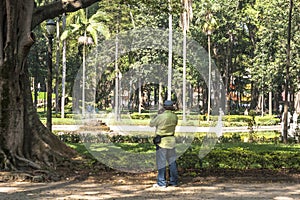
[0,171,299,200]
[0,179,299,200]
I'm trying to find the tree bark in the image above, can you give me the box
[0,0,101,171]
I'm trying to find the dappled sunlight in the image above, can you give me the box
[1,180,299,199]
[0,187,18,193]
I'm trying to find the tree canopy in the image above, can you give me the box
[0,0,300,171]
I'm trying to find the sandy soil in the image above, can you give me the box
[0,170,299,200]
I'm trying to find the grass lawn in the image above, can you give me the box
[67,141,300,171]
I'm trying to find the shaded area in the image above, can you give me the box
[0,169,299,200]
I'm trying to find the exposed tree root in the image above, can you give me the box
[15,155,41,169]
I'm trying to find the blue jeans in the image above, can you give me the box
[156,145,178,186]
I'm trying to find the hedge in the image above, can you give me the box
[128,113,280,126]
[178,147,300,170]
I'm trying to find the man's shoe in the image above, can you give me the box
[168,184,178,187]
[152,183,166,188]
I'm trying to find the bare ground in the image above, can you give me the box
[0,168,299,200]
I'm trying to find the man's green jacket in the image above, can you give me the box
[150,110,178,149]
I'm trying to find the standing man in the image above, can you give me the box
[150,100,178,188]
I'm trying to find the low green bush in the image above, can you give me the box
[182,145,300,170]
[223,121,248,127]
[54,131,153,143]
[47,111,280,126]
[223,115,252,122]
[220,131,281,143]
[255,115,280,126]
[56,130,283,144]
[130,113,151,120]
[134,113,279,126]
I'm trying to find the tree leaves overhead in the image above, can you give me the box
[61,7,110,44]
[29,0,300,110]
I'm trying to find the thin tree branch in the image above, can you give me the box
[32,0,101,29]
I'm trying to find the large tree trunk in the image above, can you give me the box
[0,0,70,170]
[0,0,100,171]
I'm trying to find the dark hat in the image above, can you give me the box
[163,100,173,107]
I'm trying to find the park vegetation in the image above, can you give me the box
[1,0,300,174]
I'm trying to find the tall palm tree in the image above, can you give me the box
[202,11,217,121]
[61,8,110,116]
[167,0,173,101]
[180,0,193,122]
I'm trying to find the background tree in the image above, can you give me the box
[2,0,300,171]
[27,26,48,109]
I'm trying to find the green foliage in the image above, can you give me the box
[130,113,151,120]
[55,131,152,144]
[220,131,281,143]
[56,132,81,143]
[222,115,252,122]
[67,139,300,171]
[127,113,279,126]
[219,133,242,143]
[44,111,280,127]
[61,7,110,43]
[177,143,300,170]
[199,144,300,170]
[255,116,280,126]
[28,0,300,117]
